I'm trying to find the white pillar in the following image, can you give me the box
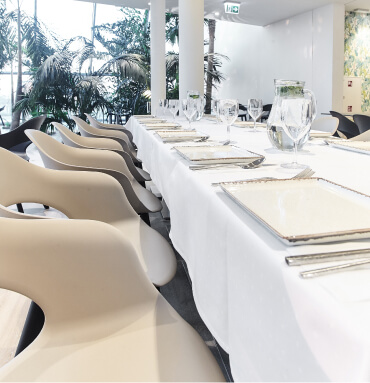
[179,0,204,102]
[150,0,166,116]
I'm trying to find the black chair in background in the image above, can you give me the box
[0,115,46,213]
[329,111,359,139]
[238,103,248,121]
[353,114,370,134]
[0,106,5,127]
[261,104,272,122]
[0,115,46,160]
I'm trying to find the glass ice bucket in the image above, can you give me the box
[267,79,316,151]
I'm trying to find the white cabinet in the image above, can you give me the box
[343,76,362,113]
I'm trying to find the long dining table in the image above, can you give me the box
[126,115,370,382]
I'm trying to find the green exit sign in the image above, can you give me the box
[224,2,240,14]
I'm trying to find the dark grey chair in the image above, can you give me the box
[0,115,46,160]
[353,114,370,134]
[329,111,359,139]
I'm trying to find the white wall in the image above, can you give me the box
[215,4,345,116]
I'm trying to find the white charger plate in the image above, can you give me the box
[174,145,263,164]
[220,178,370,245]
[145,123,181,130]
[326,140,370,155]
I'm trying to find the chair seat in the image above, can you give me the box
[1,295,223,382]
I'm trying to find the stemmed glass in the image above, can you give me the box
[212,99,221,124]
[181,98,197,130]
[219,99,239,145]
[280,98,313,169]
[168,99,179,121]
[194,98,205,122]
[158,99,168,117]
[247,99,263,131]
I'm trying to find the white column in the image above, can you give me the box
[179,0,205,102]
[313,3,345,115]
[150,0,166,116]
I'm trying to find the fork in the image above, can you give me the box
[211,167,315,186]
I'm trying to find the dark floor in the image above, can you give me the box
[149,201,233,382]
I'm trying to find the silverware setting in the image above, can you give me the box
[211,167,315,186]
[189,157,266,171]
[286,248,370,266]
[300,259,370,279]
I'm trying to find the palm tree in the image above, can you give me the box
[205,19,216,114]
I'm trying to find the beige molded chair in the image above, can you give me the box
[0,148,175,286]
[0,218,224,382]
[53,122,150,183]
[25,130,162,215]
[311,116,339,135]
[72,115,139,163]
[85,112,135,144]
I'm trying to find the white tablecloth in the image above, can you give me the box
[127,116,370,382]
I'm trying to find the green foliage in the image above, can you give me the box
[0,1,16,71]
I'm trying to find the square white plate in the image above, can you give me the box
[310,130,334,138]
[145,122,181,130]
[220,178,370,245]
[155,130,209,142]
[174,145,263,164]
[233,121,267,128]
[326,140,370,155]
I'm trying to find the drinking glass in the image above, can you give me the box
[146,101,151,115]
[168,99,179,121]
[280,98,313,169]
[212,99,221,124]
[194,97,205,121]
[247,99,263,131]
[181,98,197,130]
[158,99,168,117]
[219,99,239,144]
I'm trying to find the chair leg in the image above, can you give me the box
[16,203,24,213]
[15,302,45,356]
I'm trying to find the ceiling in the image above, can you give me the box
[76,0,370,26]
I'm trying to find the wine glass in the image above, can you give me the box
[181,98,197,130]
[146,101,151,115]
[158,99,168,117]
[193,97,205,122]
[247,99,263,131]
[219,99,239,144]
[212,99,221,124]
[280,98,313,169]
[168,99,179,121]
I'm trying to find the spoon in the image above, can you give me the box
[189,157,265,171]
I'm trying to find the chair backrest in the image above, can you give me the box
[25,130,158,215]
[353,114,370,134]
[0,148,175,287]
[0,147,137,223]
[311,116,339,134]
[73,116,130,144]
[329,111,359,138]
[85,113,135,142]
[0,115,46,150]
[53,122,123,151]
[25,130,133,180]
[0,217,158,381]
